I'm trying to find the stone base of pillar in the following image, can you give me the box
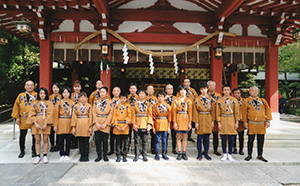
[271,112,280,127]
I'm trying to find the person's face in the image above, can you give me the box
[183,79,190,88]
[25,81,34,92]
[249,87,259,97]
[112,87,121,98]
[74,85,81,93]
[39,90,46,100]
[157,94,165,103]
[79,95,87,103]
[147,86,155,96]
[62,89,70,99]
[165,85,173,95]
[52,85,60,94]
[200,87,208,95]
[120,96,127,104]
[233,90,241,99]
[96,81,103,89]
[223,87,231,96]
[100,89,107,99]
[138,91,146,100]
[179,89,187,97]
[207,82,216,92]
[129,85,137,95]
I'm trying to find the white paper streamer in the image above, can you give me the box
[149,54,154,74]
[122,44,129,64]
[173,54,178,74]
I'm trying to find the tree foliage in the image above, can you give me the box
[0,31,39,104]
[279,40,300,73]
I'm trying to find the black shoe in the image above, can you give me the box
[151,149,156,154]
[74,143,78,149]
[202,151,205,155]
[116,157,121,162]
[123,156,127,162]
[107,151,114,156]
[239,150,244,155]
[172,149,178,155]
[155,152,160,161]
[162,151,169,160]
[79,156,84,162]
[32,151,36,158]
[84,156,89,162]
[103,156,109,162]
[196,152,202,160]
[188,138,195,143]
[244,155,252,161]
[133,156,138,162]
[143,156,148,162]
[214,151,221,156]
[233,148,237,154]
[257,155,268,162]
[50,146,56,152]
[182,152,188,160]
[205,154,212,161]
[18,151,25,158]
[54,145,59,152]
[176,152,182,160]
[95,156,102,162]
[70,143,75,149]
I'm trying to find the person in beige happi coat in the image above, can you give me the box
[53,87,75,162]
[242,86,272,162]
[71,92,93,162]
[89,80,111,105]
[216,85,239,162]
[11,80,37,158]
[193,82,213,161]
[93,87,114,162]
[172,85,192,161]
[27,88,53,165]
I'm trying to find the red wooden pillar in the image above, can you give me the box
[210,38,223,94]
[71,68,79,87]
[100,36,111,92]
[230,72,238,89]
[39,33,53,92]
[265,42,279,113]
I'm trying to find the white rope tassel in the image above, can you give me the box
[122,44,129,64]
[107,64,109,74]
[173,54,178,74]
[100,60,103,73]
[149,54,154,74]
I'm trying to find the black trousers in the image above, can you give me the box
[109,128,115,152]
[78,137,89,158]
[233,131,245,151]
[212,131,219,151]
[188,121,195,138]
[57,134,71,156]
[134,129,148,156]
[167,129,177,151]
[95,131,109,157]
[116,135,128,157]
[128,126,133,148]
[50,126,58,146]
[150,129,155,151]
[19,129,35,152]
[247,134,265,156]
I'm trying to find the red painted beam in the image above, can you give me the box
[214,0,244,20]
[92,0,109,16]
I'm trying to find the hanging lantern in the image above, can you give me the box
[13,17,34,33]
[292,29,300,40]
[99,42,110,57]
[0,37,8,45]
[213,45,223,59]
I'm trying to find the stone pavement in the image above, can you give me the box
[0,115,300,185]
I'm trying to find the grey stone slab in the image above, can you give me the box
[187,165,223,183]
[210,164,251,183]
[257,165,300,184]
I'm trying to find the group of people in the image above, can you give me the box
[12,78,272,165]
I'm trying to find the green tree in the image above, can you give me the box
[279,40,300,73]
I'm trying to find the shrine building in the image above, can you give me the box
[1,0,300,124]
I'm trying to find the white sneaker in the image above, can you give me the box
[64,156,70,162]
[59,156,65,162]
[34,156,41,165]
[221,153,228,162]
[228,154,235,162]
[43,156,49,164]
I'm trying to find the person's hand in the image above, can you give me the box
[34,122,41,130]
[41,124,47,130]
[211,121,214,129]
[195,123,199,130]
[96,123,101,130]
[147,124,151,132]
[188,122,192,130]
[89,126,93,134]
[16,118,20,125]
[265,121,270,128]
[174,123,178,130]
[133,124,139,132]
[244,122,248,129]
[167,127,170,134]
[152,127,156,135]
[72,127,76,135]
[54,127,58,132]
[234,121,239,130]
[100,124,107,130]
[218,122,222,131]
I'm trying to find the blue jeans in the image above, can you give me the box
[155,131,168,153]
[221,135,235,155]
